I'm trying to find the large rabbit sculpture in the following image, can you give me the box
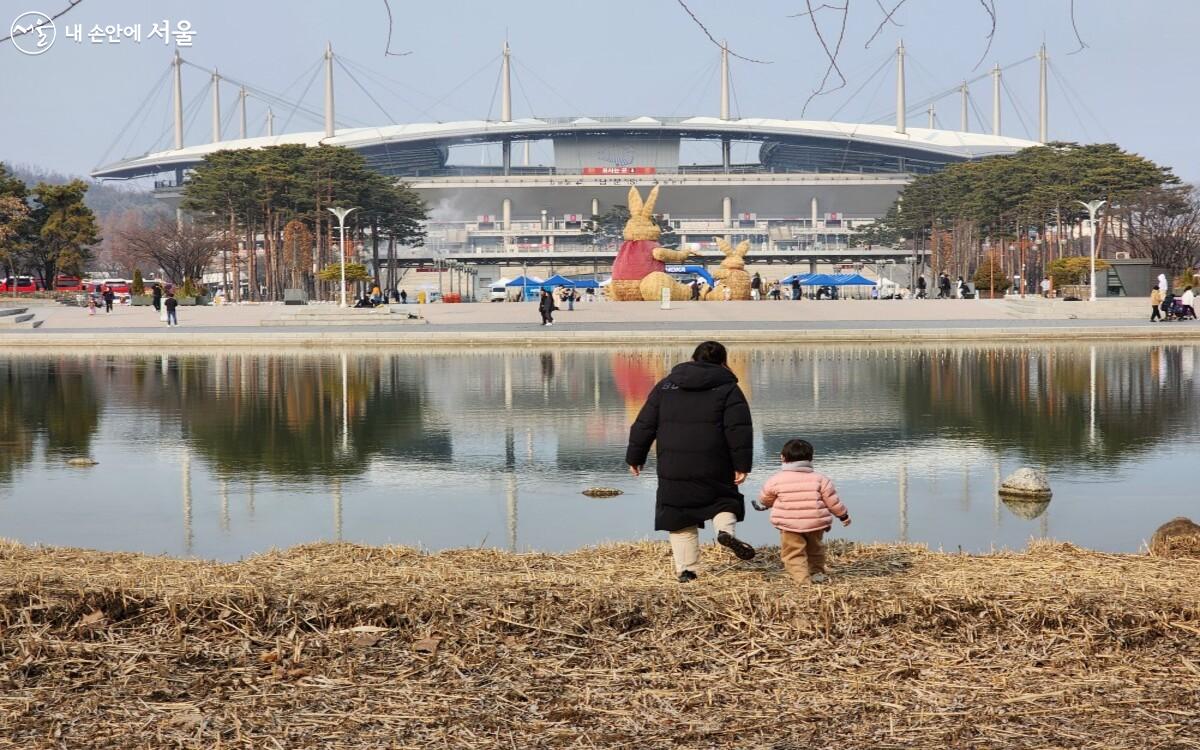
[705,237,752,300]
[607,185,697,301]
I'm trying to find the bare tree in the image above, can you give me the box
[119,219,221,284]
[1114,186,1200,276]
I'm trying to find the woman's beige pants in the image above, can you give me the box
[668,512,737,574]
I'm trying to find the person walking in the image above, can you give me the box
[938,273,952,299]
[102,285,115,313]
[916,275,927,299]
[566,287,576,311]
[750,272,762,301]
[791,277,801,301]
[690,279,701,301]
[756,439,851,585]
[164,292,179,326]
[626,340,756,582]
[1151,286,1164,322]
[152,283,163,312]
[1181,286,1196,320]
[400,289,408,305]
[538,288,557,326]
[956,276,966,299]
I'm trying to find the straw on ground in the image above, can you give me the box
[1,539,1198,748]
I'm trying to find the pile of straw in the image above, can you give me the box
[2,539,1199,748]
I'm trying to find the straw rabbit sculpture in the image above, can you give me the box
[607,185,697,301]
[705,237,752,300]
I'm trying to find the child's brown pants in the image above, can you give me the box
[780,529,826,584]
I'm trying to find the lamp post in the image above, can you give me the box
[327,206,358,308]
[1076,199,1106,302]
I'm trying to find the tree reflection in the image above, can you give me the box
[898,346,1199,467]
[0,358,101,483]
[144,354,449,480]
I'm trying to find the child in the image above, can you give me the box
[757,439,851,584]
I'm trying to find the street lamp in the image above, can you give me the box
[327,206,358,308]
[1076,199,1106,303]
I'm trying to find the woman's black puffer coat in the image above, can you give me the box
[625,360,753,531]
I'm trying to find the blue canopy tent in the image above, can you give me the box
[780,272,816,285]
[542,274,576,287]
[828,273,877,286]
[570,279,601,289]
[505,275,545,301]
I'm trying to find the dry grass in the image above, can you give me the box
[2,539,1199,749]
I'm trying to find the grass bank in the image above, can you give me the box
[2,540,1198,748]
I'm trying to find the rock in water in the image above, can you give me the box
[1149,517,1200,558]
[582,487,623,498]
[66,458,99,467]
[1000,496,1051,520]
[999,468,1051,499]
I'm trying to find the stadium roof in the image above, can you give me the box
[91,115,1037,180]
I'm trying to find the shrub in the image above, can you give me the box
[1048,256,1110,287]
[973,252,1011,293]
[131,269,145,296]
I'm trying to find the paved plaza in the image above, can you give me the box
[2,296,1193,347]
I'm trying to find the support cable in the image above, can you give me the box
[336,57,397,125]
[1000,77,1032,140]
[511,62,538,119]
[278,62,324,134]
[485,57,503,122]
[1049,60,1110,141]
[668,59,717,117]
[870,54,1034,124]
[828,52,892,121]
[96,62,172,166]
[338,56,452,120]
[511,57,584,116]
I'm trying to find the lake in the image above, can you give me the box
[1,344,1197,560]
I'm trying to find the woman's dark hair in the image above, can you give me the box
[781,439,814,462]
[692,340,727,365]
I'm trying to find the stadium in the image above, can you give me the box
[91,43,1042,284]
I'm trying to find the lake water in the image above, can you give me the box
[1,345,1197,560]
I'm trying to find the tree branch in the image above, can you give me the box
[1066,0,1089,55]
[675,0,772,64]
[0,0,87,45]
[970,0,997,71]
[864,0,907,49]
[381,0,413,57]
[800,0,850,117]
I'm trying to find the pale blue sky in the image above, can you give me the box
[2,0,1198,179]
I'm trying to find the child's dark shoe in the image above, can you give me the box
[677,570,698,583]
[717,531,756,560]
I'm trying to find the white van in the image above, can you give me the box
[490,278,511,302]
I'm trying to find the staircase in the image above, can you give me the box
[267,305,426,327]
[0,307,44,329]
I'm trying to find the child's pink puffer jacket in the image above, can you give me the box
[759,462,849,534]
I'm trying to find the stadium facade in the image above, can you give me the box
[92,43,1040,265]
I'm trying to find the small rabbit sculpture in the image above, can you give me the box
[705,237,752,300]
[607,185,697,301]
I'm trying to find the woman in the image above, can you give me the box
[538,289,556,326]
[626,341,755,582]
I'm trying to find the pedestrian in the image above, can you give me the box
[791,277,801,301]
[916,275,927,299]
[371,282,383,304]
[400,289,408,305]
[102,285,115,313]
[1158,273,1169,293]
[756,439,851,585]
[152,283,163,312]
[750,272,762,301]
[625,340,756,582]
[690,279,701,301]
[1040,277,1051,298]
[538,288,557,326]
[956,276,966,298]
[566,287,576,311]
[938,273,951,299]
[1150,286,1164,322]
[164,292,179,326]
[86,294,96,316]
[1181,286,1196,320]
[390,287,400,303]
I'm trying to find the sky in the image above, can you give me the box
[2,0,1199,180]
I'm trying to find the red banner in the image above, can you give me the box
[581,166,657,175]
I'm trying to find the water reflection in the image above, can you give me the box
[1,345,1197,557]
